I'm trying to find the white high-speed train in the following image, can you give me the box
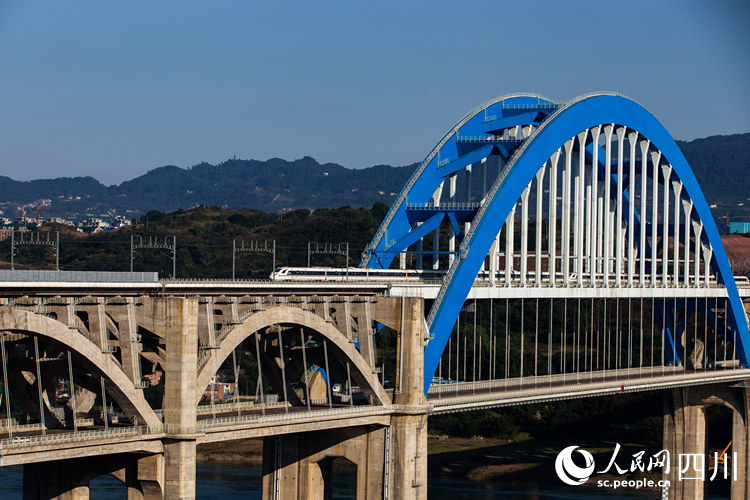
[270,266,446,282]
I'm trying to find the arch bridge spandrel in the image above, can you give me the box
[0,306,161,428]
[195,304,391,407]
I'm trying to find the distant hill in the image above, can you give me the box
[0,157,417,220]
[676,133,750,204]
[111,157,416,213]
[0,133,747,221]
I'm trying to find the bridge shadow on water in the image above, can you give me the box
[0,461,669,499]
[0,460,674,499]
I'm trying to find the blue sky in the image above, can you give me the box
[1,1,748,185]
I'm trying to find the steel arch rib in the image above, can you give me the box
[422,93,750,393]
[362,93,556,268]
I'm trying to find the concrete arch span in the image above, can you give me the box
[196,305,390,406]
[0,307,161,428]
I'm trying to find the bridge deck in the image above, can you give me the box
[1,278,749,298]
[428,366,750,414]
[391,282,739,299]
[0,404,429,466]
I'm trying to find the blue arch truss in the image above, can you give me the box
[363,92,750,393]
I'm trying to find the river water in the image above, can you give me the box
[0,462,675,499]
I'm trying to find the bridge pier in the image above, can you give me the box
[261,426,386,499]
[390,297,428,500]
[259,297,429,500]
[23,453,162,500]
[23,459,90,500]
[663,383,750,500]
[162,298,199,500]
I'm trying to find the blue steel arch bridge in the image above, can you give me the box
[363,91,750,394]
[1,92,749,500]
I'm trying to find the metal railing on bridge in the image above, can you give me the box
[0,404,428,451]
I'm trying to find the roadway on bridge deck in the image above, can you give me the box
[390,282,740,300]
[0,402,397,466]
[3,367,749,465]
[0,402,367,443]
[428,366,750,414]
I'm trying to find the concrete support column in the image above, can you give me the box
[197,299,217,347]
[130,455,165,500]
[24,454,163,500]
[77,299,107,348]
[111,298,143,386]
[262,434,300,500]
[732,387,750,500]
[663,385,750,500]
[391,297,427,500]
[262,426,386,500]
[663,388,706,500]
[24,461,90,500]
[162,298,199,500]
[354,301,376,370]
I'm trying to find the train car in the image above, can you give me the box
[270,266,446,282]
